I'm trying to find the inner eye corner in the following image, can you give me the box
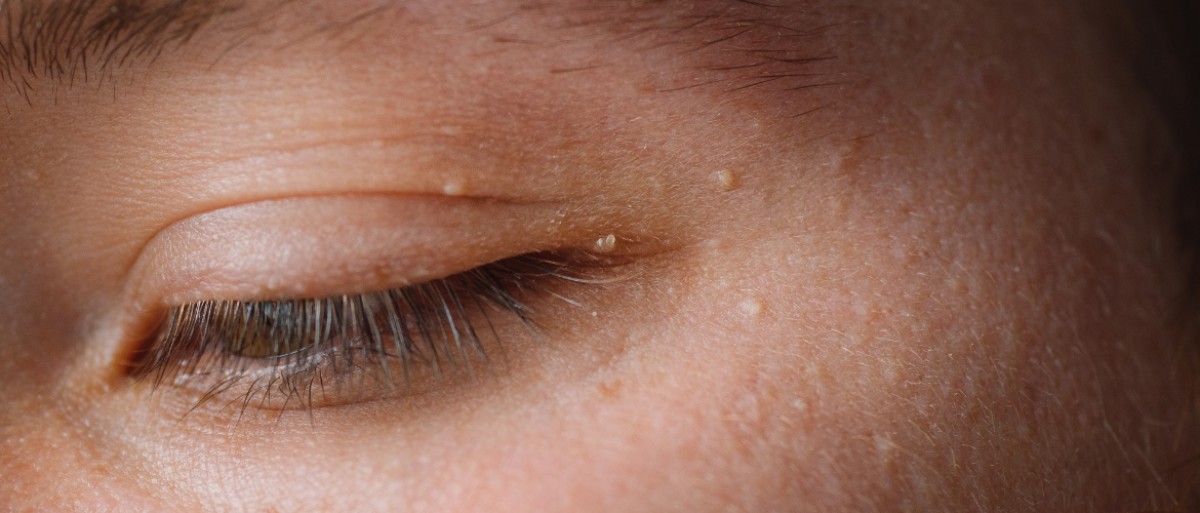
[115,306,175,382]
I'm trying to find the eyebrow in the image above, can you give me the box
[1,0,838,101]
[0,0,242,95]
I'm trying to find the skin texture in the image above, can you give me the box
[0,0,1197,511]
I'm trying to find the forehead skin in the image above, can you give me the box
[0,0,1197,511]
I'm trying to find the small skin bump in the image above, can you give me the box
[945,276,966,294]
[442,180,466,196]
[594,234,617,253]
[739,298,764,317]
[872,433,895,462]
[716,170,739,191]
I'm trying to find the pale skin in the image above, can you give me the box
[0,0,1196,511]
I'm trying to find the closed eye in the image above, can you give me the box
[126,251,623,414]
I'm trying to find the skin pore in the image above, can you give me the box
[1,0,1197,511]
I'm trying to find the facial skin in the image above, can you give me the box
[0,0,1196,511]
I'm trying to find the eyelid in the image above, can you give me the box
[127,252,578,411]
[123,193,576,309]
[111,190,681,398]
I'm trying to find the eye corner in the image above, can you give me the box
[105,300,167,377]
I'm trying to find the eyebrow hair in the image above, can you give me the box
[0,0,242,96]
[1,0,840,102]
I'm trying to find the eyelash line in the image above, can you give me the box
[127,252,604,414]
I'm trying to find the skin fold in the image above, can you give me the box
[0,0,1196,511]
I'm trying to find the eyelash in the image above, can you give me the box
[127,252,597,414]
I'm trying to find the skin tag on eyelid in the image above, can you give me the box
[594,234,617,253]
[716,170,739,191]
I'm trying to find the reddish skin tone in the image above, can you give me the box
[0,0,1196,511]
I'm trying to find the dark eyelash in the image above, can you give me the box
[127,252,591,413]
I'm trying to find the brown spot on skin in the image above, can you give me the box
[835,132,872,182]
[598,378,623,400]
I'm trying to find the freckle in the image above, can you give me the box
[827,195,849,217]
[739,298,764,317]
[442,180,466,196]
[598,378,622,399]
[715,170,739,191]
[594,234,617,253]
